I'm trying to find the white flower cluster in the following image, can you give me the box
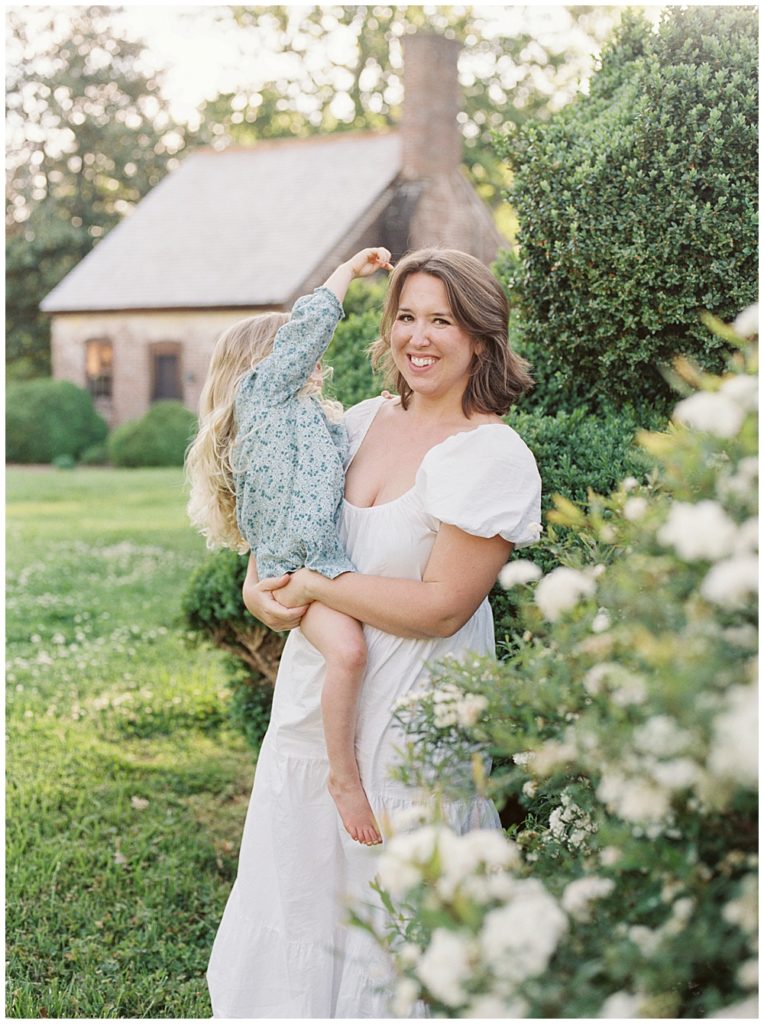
[480,877,568,984]
[378,825,520,902]
[732,302,759,339]
[717,455,758,503]
[535,566,596,621]
[722,874,758,938]
[673,372,758,438]
[623,496,649,521]
[701,555,758,610]
[706,682,758,792]
[591,608,611,633]
[561,875,615,920]
[499,558,542,588]
[377,824,569,1016]
[657,500,738,561]
[548,791,598,851]
[592,713,710,825]
[597,771,671,824]
[665,374,759,614]
[415,929,475,1007]
[394,682,489,731]
[584,662,648,705]
[598,990,647,1017]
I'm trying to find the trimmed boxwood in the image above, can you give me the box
[496,6,758,414]
[181,548,286,749]
[489,402,663,645]
[324,278,386,409]
[6,378,108,464]
[108,400,197,468]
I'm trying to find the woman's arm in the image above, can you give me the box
[274,525,513,639]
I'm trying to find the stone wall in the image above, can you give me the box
[50,308,276,427]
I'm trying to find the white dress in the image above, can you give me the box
[207,397,542,1019]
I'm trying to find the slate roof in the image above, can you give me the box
[41,132,402,313]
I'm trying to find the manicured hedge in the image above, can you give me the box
[108,400,197,468]
[324,278,386,409]
[496,6,758,414]
[181,548,285,748]
[6,378,108,464]
[490,402,661,645]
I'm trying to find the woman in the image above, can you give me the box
[207,248,542,1018]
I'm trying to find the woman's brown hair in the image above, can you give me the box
[369,248,533,416]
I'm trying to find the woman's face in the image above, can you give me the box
[390,272,478,407]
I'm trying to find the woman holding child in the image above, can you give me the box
[187,246,541,1017]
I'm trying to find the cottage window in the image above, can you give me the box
[150,342,183,402]
[85,338,113,399]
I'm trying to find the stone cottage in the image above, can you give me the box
[41,33,506,427]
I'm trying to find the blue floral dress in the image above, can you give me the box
[233,287,355,579]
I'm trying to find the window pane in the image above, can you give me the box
[86,339,113,398]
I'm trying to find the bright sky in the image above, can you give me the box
[107,2,665,125]
[8,1,670,131]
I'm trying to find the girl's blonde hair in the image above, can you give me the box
[185,311,343,553]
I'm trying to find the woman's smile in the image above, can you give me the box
[407,353,439,370]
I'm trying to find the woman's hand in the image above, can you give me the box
[243,572,308,631]
[272,567,321,609]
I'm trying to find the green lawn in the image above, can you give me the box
[6,467,256,1018]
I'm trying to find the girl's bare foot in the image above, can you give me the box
[328,774,382,846]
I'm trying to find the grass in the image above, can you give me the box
[6,467,257,1018]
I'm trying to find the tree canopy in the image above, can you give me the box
[6,5,185,376]
[195,5,621,215]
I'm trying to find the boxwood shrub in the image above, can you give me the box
[324,278,386,408]
[6,378,108,464]
[496,6,758,414]
[181,548,286,749]
[108,400,197,468]
[490,402,663,646]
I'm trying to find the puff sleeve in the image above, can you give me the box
[416,425,542,547]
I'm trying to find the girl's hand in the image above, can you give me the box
[243,573,308,631]
[323,247,391,304]
[347,247,393,278]
[272,567,320,609]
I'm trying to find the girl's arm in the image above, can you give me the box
[252,525,513,639]
[242,555,308,632]
[253,247,392,403]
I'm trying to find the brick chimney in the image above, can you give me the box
[401,33,462,179]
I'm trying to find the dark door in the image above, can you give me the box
[152,350,182,401]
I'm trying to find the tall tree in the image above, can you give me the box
[194,5,621,219]
[6,6,185,377]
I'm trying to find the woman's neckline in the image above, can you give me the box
[344,403,510,511]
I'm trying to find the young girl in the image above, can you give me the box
[186,247,392,847]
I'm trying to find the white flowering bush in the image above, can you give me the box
[353,315,758,1018]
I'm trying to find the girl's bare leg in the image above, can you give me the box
[299,602,381,846]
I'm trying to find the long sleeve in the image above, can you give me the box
[249,287,345,404]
